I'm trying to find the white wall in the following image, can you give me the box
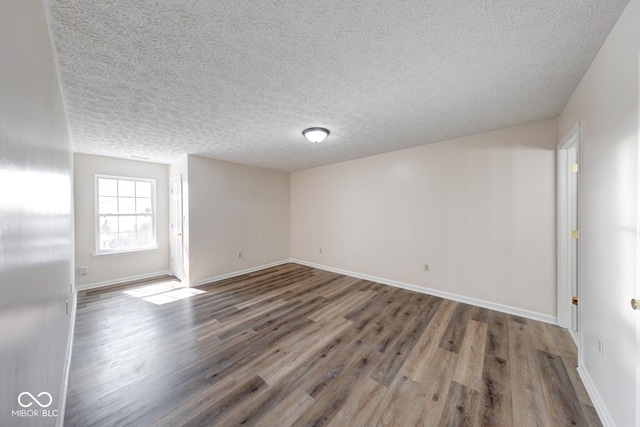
[74,153,170,289]
[187,155,290,285]
[0,0,73,424]
[558,0,639,424]
[292,119,558,319]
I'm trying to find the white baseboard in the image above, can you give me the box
[79,260,556,325]
[76,270,173,291]
[57,287,77,427]
[189,260,292,288]
[291,259,557,325]
[577,365,615,427]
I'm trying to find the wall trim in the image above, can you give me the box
[291,258,557,325]
[577,365,615,427]
[56,287,77,427]
[189,259,292,288]
[76,270,173,291]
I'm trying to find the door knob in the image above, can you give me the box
[632,298,639,310]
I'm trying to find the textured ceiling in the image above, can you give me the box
[46,0,628,172]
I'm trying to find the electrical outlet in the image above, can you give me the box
[238,252,242,259]
[359,253,364,261]
[80,267,88,276]
[424,264,430,272]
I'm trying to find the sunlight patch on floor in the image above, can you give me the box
[123,280,206,305]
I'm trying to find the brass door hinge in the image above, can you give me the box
[572,297,578,306]
[572,163,579,173]
[571,230,579,240]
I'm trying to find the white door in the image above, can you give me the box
[636,247,640,427]
[636,56,640,427]
[557,124,580,343]
[170,175,183,280]
[636,237,640,427]
[567,146,579,333]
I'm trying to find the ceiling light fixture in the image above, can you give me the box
[302,127,330,143]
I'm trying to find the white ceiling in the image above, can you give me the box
[46,0,628,172]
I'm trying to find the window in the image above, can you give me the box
[95,175,156,254]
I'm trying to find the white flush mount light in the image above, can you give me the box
[302,127,330,143]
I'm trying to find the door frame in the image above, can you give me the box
[170,175,184,282]
[557,122,581,349]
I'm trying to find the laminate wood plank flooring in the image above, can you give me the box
[66,263,601,426]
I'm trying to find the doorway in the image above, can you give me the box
[170,175,183,281]
[557,123,580,345]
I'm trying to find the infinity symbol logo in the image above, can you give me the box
[18,392,53,408]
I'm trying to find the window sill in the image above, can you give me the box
[93,247,158,258]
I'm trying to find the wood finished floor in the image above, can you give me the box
[65,263,601,426]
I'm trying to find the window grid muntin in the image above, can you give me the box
[95,175,156,254]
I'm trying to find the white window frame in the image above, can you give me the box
[94,174,157,256]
